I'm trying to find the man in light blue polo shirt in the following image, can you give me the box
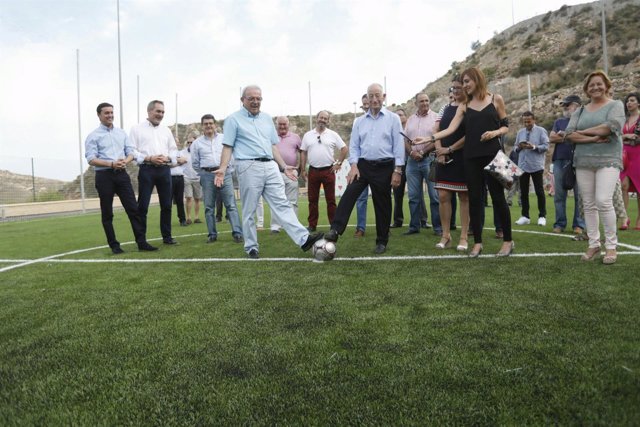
[214,85,323,259]
[514,111,550,226]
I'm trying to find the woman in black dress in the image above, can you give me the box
[422,67,513,257]
[433,76,469,251]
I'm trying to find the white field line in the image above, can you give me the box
[1,228,639,273]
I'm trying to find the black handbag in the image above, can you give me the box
[562,147,576,190]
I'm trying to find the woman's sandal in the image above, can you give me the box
[603,249,617,265]
[435,237,451,249]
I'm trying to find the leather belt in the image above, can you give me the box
[141,163,169,168]
[249,158,273,162]
[360,158,394,166]
[309,165,333,171]
[201,167,219,172]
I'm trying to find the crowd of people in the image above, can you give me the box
[84,67,637,265]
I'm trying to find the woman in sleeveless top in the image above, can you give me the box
[566,70,625,264]
[620,92,640,230]
[425,67,514,257]
[433,76,469,252]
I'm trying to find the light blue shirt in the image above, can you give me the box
[223,107,278,160]
[84,124,135,171]
[514,124,549,173]
[348,107,405,166]
[191,133,225,173]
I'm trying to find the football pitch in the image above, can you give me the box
[1,197,639,425]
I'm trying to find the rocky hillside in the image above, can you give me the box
[53,0,640,199]
[0,169,66,204]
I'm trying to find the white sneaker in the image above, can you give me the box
[537,217,547,226]
[515,216,530,225]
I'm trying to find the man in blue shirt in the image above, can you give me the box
[514,111,550,226]
[214,85,323,259]
[325,83,405,254]
[549,95,586,235]
[85,102,157,253]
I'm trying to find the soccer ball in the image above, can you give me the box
[312,238,337,262]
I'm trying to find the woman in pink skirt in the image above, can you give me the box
[620,92,640,230]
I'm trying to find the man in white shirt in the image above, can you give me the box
[300,110,348,232]
[129,100,181,245]
[170,136,188,226]
[182,132,203,225]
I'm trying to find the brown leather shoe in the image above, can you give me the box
[552,227,562,233]
[354,229,365,238]
[573,227,583,234]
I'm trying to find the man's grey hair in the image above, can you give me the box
[415,93,429,102]
[275,116,289,124]
[316,110,331,119]
[147,100,164,111]
[241,85,262,99]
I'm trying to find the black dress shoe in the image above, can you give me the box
[179,221,188,227]
[111,246,124,254]
[233,234,244,243]
[403,230,419,235]
[248,249,259,259]
[307,226,316,232]
[301,232,324,251]
[163,238,178,245]
[389,223,402,228]
[421,222,432,229]
[138,242,158,251]
[374,244,386,254]
[207,236,217,243]
[324,229,339,242]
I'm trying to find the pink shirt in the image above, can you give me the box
[405,109,438,140]
[277,132,301,167]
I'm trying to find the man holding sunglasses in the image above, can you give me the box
[300,110,348,232]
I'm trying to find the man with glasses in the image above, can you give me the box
[182,132,203,225]
[549,95,586,235]
[191,114,243,244]
[214,85,323,259]
[130,100,180,245]
[324,83,404,254]
[514,111,550,226]
[300,110,348,232]
[404,93,441,236]
[270,116,302,234]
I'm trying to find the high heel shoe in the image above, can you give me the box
[603,249,617,265]
[468,244,483,258]
[619,218,630,230]
[496,241,515,257]
[435,237,451,249]
[456,239,468,252]
[581,246,601,261]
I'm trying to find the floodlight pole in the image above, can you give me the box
[116,0,124,129]
[308,81,312,131]
[527,74,532,111]
[601,0,608,74]
[76,49,86,212]
[137,74,140,123]
[175,92,178,139]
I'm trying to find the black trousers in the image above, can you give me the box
[331,159,394,246]
[95,169,146,247]
[519,170,546,219]
[464,155,512,243]
[171,175,186,222]
[392,165,406,225]
[138,165,173,239]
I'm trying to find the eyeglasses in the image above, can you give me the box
[245,97,262,102]
[450,87,462,92]
[317,135,322,144]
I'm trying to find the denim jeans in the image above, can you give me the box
[200,171,242,239]
[356,186,368,231]
[553,159,585,230]
[406,156,440,232]
[236,160,308,253]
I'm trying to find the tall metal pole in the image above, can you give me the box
[601,0,608,74]
[511,0,515,25]
[31,158,36,202]
[117,0,124,128]
[76,49,86,212]
[383,76,387,107]
[137,74,140,123]
[175,92,179,139]
[527,74,532,111]
[308,81,312,131]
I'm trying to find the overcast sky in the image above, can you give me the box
[0,0,588,181]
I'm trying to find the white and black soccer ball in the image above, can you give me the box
[312,238,337,262]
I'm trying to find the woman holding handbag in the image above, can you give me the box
[620,92,640,230]
[566,70,625,264]
[421,67,513,258]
